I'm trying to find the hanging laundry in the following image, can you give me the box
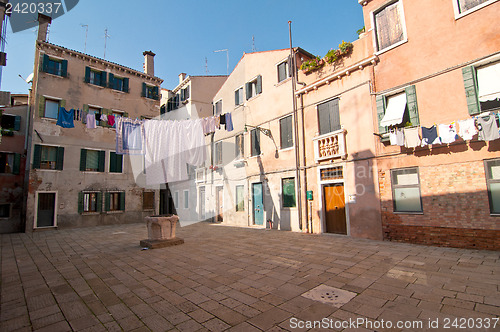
[86,113,96,129]
[115,117,145,155]
[457,118,477,141]
[215,115,221,129]
[421,125,441,146]
[438,123,458,144]
[82,111,88,124]
[108,114,115,127]
[476,113,500,141]
[101,114,108,123]
[403,127,421,148]
[389,128,405,146]
[95,113,101,121]
[56,107,75,128]
[226,112,234,132]
[220,114,226,125]
[202,116,216,135]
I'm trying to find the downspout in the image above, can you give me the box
[289,21,303,231]
[299,93,309,232]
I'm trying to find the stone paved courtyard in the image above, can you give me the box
[1,222,499,331]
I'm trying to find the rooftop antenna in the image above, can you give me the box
[204,57,209,75]
[80,24,88,53]
[104,28,110,60]
[214,49,229,75]
[252,35,256,52]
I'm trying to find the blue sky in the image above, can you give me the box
[2,0,365,94]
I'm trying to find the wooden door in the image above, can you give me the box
[216,187,223,222]
[323,184,347,234]
[36,193,56,228]
[252,183,264,225]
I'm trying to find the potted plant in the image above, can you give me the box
[339,41,353,55]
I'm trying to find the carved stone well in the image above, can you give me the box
[140,214,184,249]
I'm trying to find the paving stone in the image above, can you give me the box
[247,307,293,330]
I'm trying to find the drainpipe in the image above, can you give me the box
[289,21,303,231]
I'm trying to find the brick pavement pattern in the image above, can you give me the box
[1,223,499,331]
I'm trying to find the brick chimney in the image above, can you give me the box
[37,13,52,42]
[143,51,155,76]
[179,73,186,84]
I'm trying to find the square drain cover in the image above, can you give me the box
[301,284,357,307]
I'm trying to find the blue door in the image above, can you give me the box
[252,183,264,225]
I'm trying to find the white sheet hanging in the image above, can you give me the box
[477,62,500,102]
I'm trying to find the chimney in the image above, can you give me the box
[37,13,52,42]
[143,51,155,76]
[179,73,186,84]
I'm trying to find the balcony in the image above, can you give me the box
[313,128,347,162]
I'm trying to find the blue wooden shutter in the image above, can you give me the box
[84,66,91,83]
[108,73,114,89]
[405,85,420,126]
[13,153,21,175]
[123,78,129,93]
[119,192,125,211]
[42,54,49,73]
[80,149,87,171]
[98,150,105,172]
[56,147,64,170]
[462,66,480,115]
[78,192,84,214]
[376,95,388,135]
[61,60,68,77]
[256,75,262,95]
[100,71,107,87]
[33,144,42,169]
[14,116,21,131]
[142,83,147,97]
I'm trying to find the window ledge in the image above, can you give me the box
[87,83,105,89]
[81,212,100,216]
[279,146,295,152]
[34,225,57,230]
[34,169,60,172]
[82,171,104,174]
[43,72,65,79]
[234,104,244,110]
[41,117,57,122]
[374,39,408,56]
[392,211,424,215]
[111,89,128,94]
[106,210,124,214]
[275,77,292,87]
[143,209,155,212]
[246,93,262,103]
[490,213,500,217]
[248,154,263,160]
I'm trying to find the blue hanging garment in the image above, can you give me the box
[56,107,75,128]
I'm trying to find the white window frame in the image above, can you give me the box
[452,0,499,19]
[234,86,244,107]
[247,76,260,99]
[391,167,423,214]
[196,168,206,183]
[370,0,408,55]
[214,99,223,116]
[42,96,62,120]
[276,59,290,83]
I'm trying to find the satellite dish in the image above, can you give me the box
[26,73,34,83]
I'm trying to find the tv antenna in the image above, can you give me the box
[104,28,110,60]
[80,24,88,53]
[252,35,256,52]
[214,49,229,75]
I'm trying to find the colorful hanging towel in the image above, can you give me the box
[421,125,441,146]
[226,112,233,132]
[457,118,477,141]
[438,123,458,144]
[86,113,96,129]
[116,117,145,155]
[101,114,108,122]
[108,114,115,127]
[56,107,75,128]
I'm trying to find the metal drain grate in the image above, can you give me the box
[301,284,357,307]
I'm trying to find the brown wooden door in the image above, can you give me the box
[323,184,347,234]
[216,187,223,222]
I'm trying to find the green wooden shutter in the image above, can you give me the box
[108,73,114,89]
[180,89,185,101]
[245,82,251,100]
[84,66,91,83]
[185,86,190,99]
[14,116,21,131]
[142,83,147,97]
[98,150,105,172]
[61,60,68,77]
[100,71,107,87]
[153,86,159,100]
[80,149,87,171]
[38,95,45,118]
[462,66,480,115]
[405,85,420,126]
[256,75,262,95]
[235,90,239,105]
[104,192,110,212]
[96,192,102,213]
[12,153,21,175]
[317,102,331,135]
[42,54,49,73]
[119,192,125,211]
[330,99,341,132]
[56,147,64,170]
[376,95,388,135]
[33,144,42,169]
[109,152,116,172]
[59,99,66,109]
[116,154,123,173]
[123,78,129,93]
[78,192,84,214]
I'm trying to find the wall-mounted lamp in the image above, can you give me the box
[244,124,273,139]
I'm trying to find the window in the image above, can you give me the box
[214,141,222,165]
[282,178,296,208]
[88,106,102,126]
[214,100,222,116]
[184,190,189,209]
[320,166,343,181]
[251,129,261,156]
[280,115,293,149]
[391,167,423,213]
[455,0,497,14]
[0,204,10,218]
[462,62,500,115]
[181,87,190,101]
[377,86,419,135]
[142,83,159,100]
[41,54,67,77]
[33,145,64,170]
[235,87,243,106]
[43,98,61,119]
[108,74,129,93]
[236,185,244,211]
[85,67,107,87]
[143,191,155,210]
[484,159,500,214]
[174,191,179,207]
[79,192,102,213]
[277,60,290,83]
[105,191,125,212]
[196,168,205,183]
[109,152,123,173]
[246,75,262,100]
[235,134,244,159]
[167,95,180,112]
[0,153,20,174]
[317,98,341,136]
[1,114,21,131]
[80,149,105,172]
[373,0,406,52]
